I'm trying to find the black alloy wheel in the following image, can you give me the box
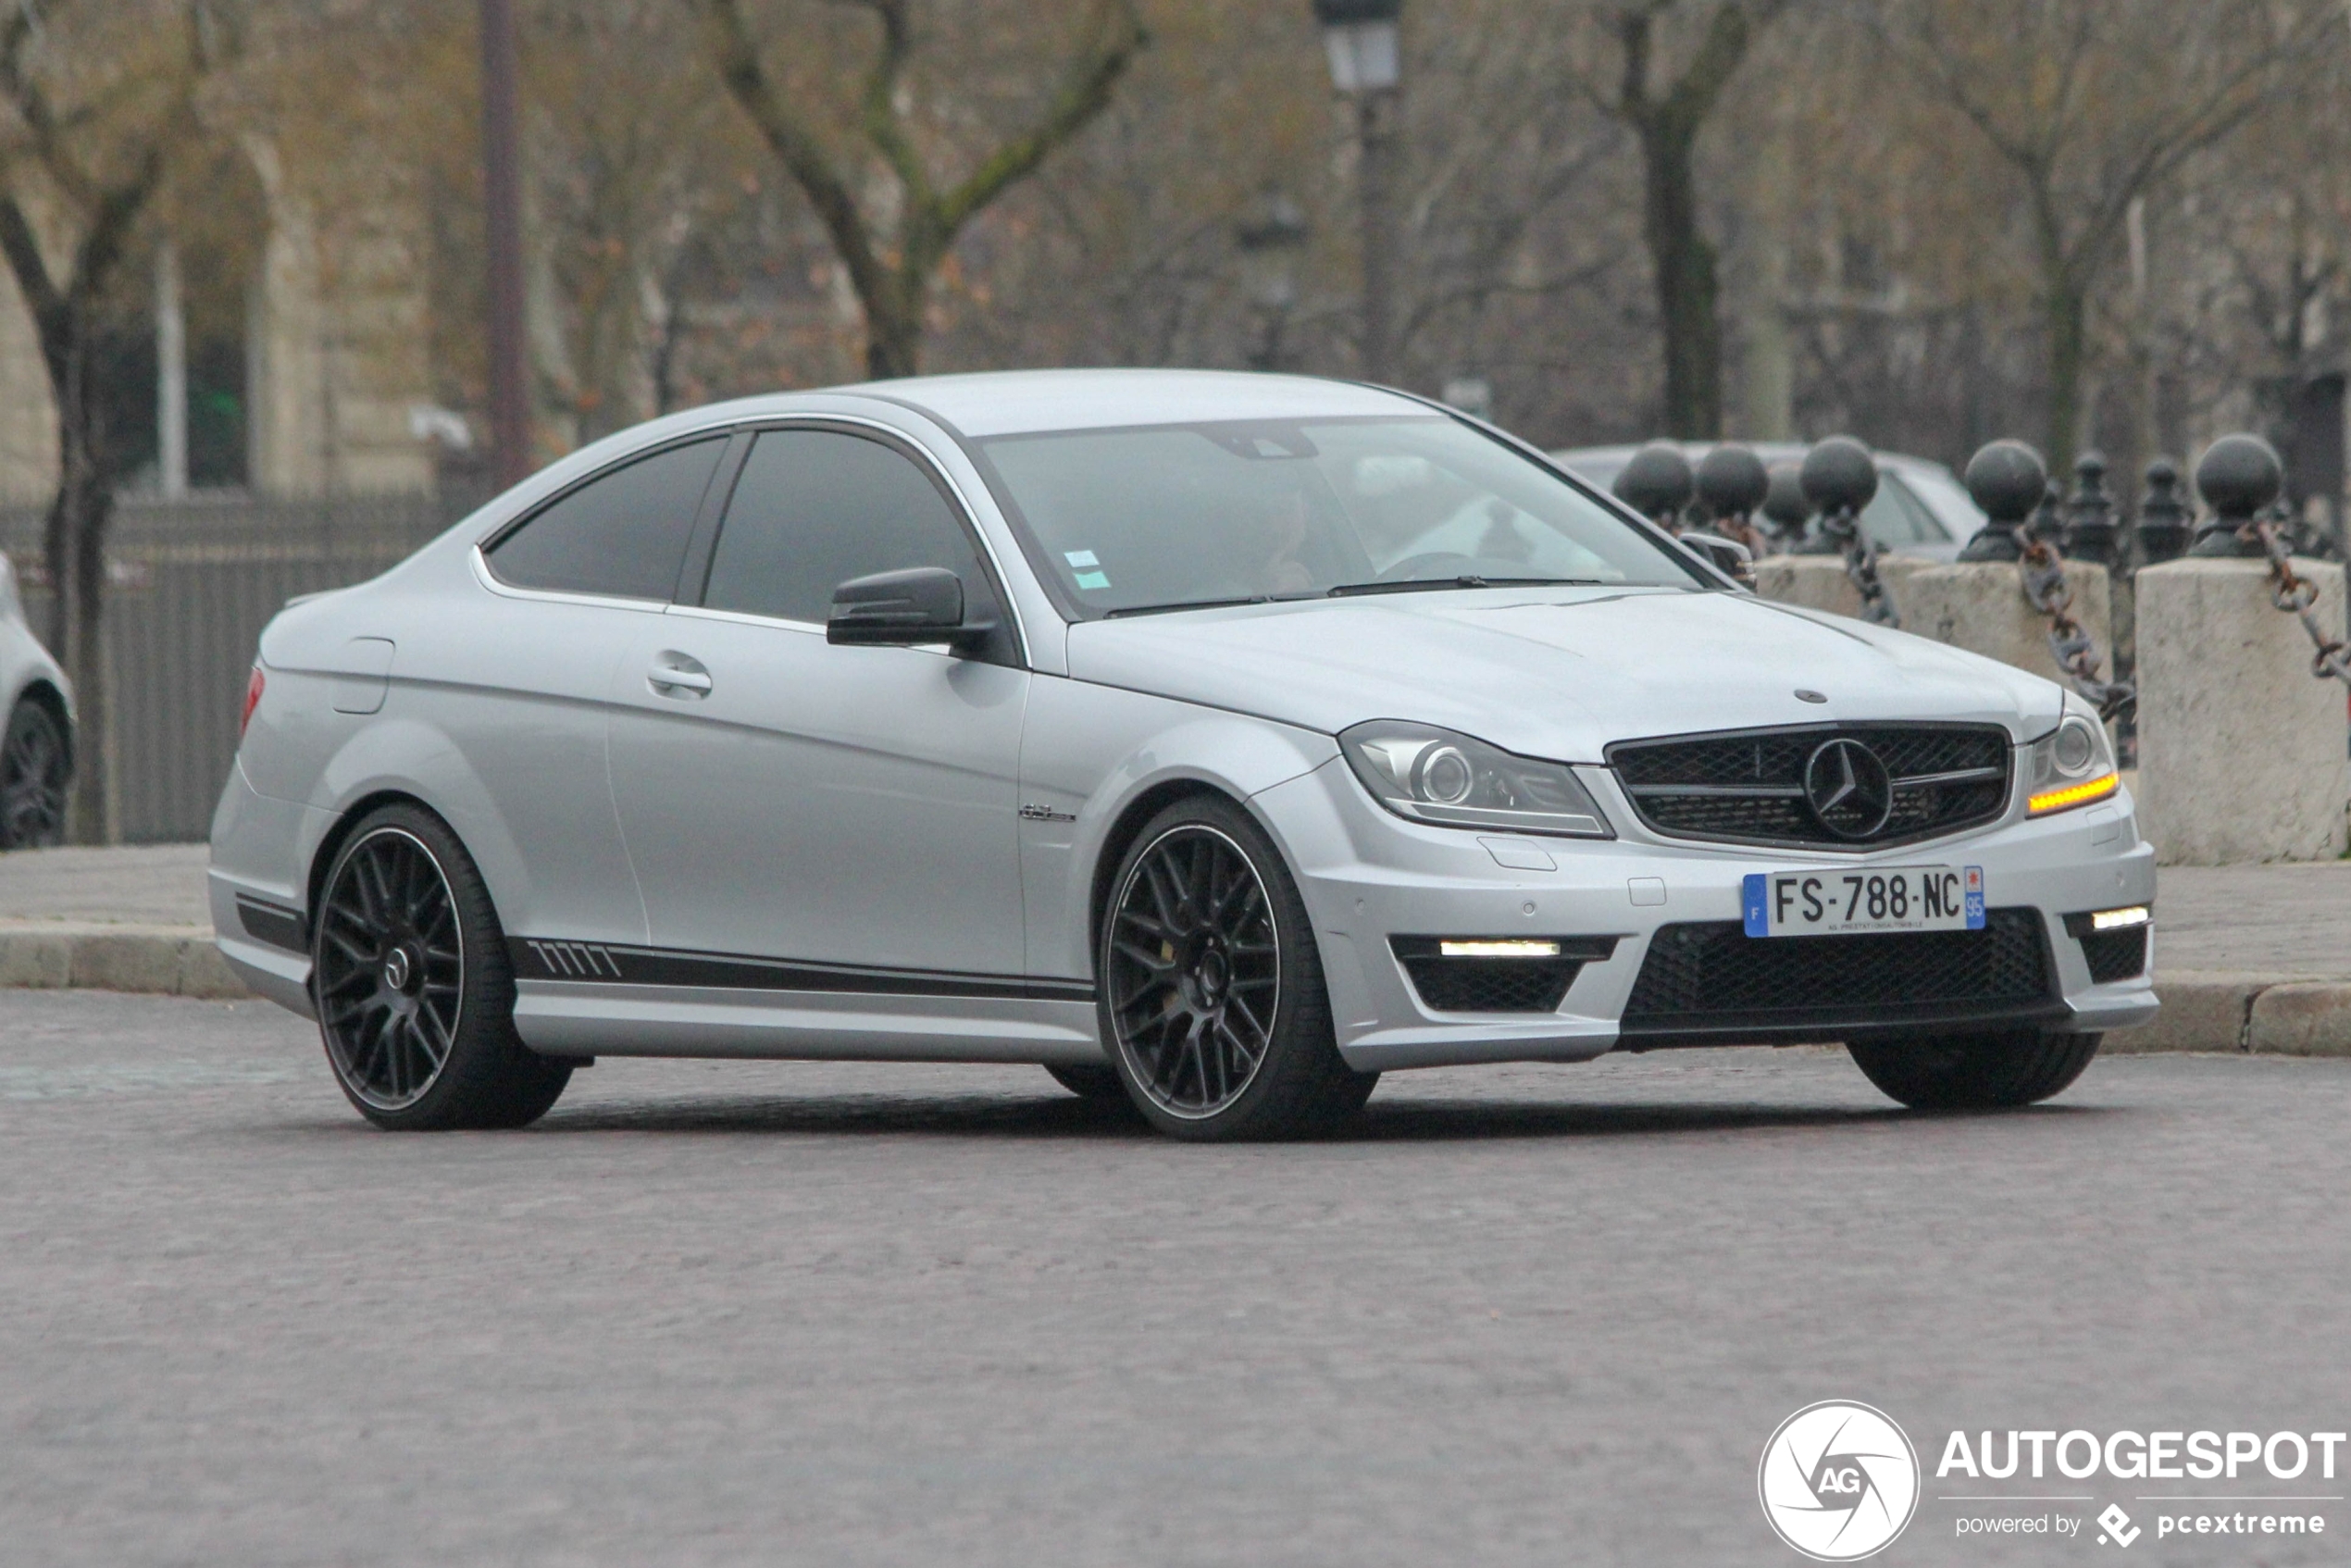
[313,803,570,1129]
[1099,796,1375,1139]
[0,698,69,849]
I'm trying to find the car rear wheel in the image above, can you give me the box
[1098,795,1375,1140]
[313,803,570,1129]
[1847,1029,2100,1110]
[0,698,69,849]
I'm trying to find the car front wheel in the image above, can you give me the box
[0,697,69,849]
[313,802,571,1129]
[1847,1029,2100,1110]
[1098,795,1375,1140]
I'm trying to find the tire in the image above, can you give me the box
[1096,795,1376,1140]
[312,802,571,1129]
[0,697,69,849]
[1847,1029,2101,1110]
[1044,1063,1130,1102]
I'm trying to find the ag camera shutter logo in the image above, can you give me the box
[1759,1400,1922,1561]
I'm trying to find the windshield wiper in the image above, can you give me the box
[1325,576,1604,598]
[1102,593,1318,618]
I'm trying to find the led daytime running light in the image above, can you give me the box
[2029,771,2119,815]
[1438,940,1562,959]
[2090,905,2149,931]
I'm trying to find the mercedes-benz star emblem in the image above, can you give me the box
[1803,739,1894,840]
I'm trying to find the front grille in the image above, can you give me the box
[1389,936,1617,1014]
[1619,908,2053,1036]
[2077,927,2148,984]
[1609,723,2011,849]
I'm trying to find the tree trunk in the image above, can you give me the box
[43,315,114,843]
[1356,88,1401,386]
[2045,281,2087,478]
[1640,118,1723,439]
[862,276,924,380]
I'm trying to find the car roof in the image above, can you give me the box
[836,368,1430,440]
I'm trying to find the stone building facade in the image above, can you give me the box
[0,138,440,507]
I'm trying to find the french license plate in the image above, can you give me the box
[1741,865,1984,938]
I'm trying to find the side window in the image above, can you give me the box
[702,429,996,626]
[486,437,726,601]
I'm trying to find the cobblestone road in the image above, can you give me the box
[4,989,2346,1565]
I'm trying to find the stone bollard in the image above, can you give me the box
[1902,558,2111,684]
[2136,556,2348,862]
[1754,554,1930,621]
[2136,435,2351,864]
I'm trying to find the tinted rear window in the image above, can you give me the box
[487,438,726,601]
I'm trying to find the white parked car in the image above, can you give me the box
[210,370,2154,1139]
[1557,442,1989,559]
[0,553,71,850]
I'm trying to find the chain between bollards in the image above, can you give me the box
[2245,505,2351,690]
[2017,537,2134,720]
[1819,509,1899,628]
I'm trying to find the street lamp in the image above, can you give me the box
[1235,190,1309,371]
[479,0,529,490]
[1312,0,1401,385]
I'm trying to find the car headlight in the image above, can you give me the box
[1340,721,1612,838]
[2024,708,2120,815]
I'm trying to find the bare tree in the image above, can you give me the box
[0,0,215,841]
[1577,0,1787,439]
[1867,0,2337,470]
[690,0,1146,380]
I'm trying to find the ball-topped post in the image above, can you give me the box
[1794,436,1876,555]
[1760,460,1810,550]
[1958,439,2045,562]
[2188,434,2284,558]
[1695,443,1769,522]
[2135,455,2190,565]
[1613,442,1694,533]
[2063,449,2118,565]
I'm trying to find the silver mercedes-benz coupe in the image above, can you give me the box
[1,551,72,851]
[210,369,2157,1139]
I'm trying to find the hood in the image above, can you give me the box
[1064,587,2066,761]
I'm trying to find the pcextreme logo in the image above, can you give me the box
[1760,1400,1922,1562]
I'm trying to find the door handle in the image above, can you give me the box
[648,653,713,699]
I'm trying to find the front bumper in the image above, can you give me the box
[1252,758,2158,1073]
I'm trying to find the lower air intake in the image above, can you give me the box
[1619,908,2054,1038]
[2076,926,2148,984]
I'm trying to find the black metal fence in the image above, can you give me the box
[2,495,471,843]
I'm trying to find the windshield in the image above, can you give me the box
[976,416,1704,616]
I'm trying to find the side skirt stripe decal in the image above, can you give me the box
[508,938,1095,1002]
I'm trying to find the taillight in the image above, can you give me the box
[240,666,265,740]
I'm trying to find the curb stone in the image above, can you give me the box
[5,925,2349,1054]
[2245,982,2351,1057]
[2101,972,2292,1054]
[0,924,244,1001]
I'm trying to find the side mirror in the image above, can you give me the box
[1678,531,1755,587]
[827,566,995,653]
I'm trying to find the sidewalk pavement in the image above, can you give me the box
[4,844,2348,1052]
